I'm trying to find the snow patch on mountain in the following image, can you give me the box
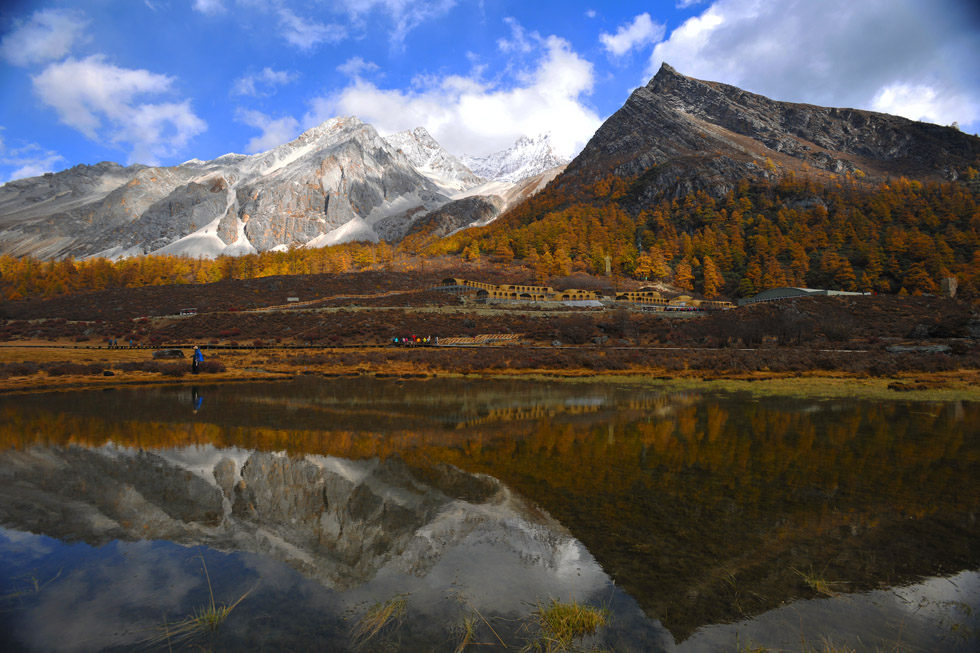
[304,217,379,248]
[462,133,569,183]
[384,127,484,193]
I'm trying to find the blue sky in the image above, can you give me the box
[1,0,978,182]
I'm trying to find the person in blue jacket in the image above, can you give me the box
[192,345,204,374]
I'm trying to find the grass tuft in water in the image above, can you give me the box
[140,552,254,650]
[1,568,62,607]
[452,613,478,653]
[793,566,845,597]
[523,599,609,652]
[350,594,409,650]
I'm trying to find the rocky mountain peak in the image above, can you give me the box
[0,113,453,259]
[562,64,980,201]
[384,126,484,193]
[462,133,568,183]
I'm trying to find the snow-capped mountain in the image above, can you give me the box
[0,121,571,260]
[0,117,451,259]
[384,127,484,194]
[462,133,569,183]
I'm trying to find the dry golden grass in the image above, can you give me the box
[524,599,609,652]
[3,342,980,403]
[0,343,291,393]
[140,553,254,650]
[350,595,408,650]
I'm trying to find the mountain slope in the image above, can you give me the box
[384,126,484,193]
[0,117,450,260]
[560,63,980,200]
[457,65,980,299]
[462,133,568,183]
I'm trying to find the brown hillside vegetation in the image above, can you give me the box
[4,175,980,307]
[2,270,978,394]
[435,173,980,301]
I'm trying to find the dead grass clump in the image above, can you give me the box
[0,361,40,377]
[199,360,226,373]
[524,599,609,652]
[44,362,104,376]
[158,362,187,377]
[350,594,408,650]
[141,553,254,650]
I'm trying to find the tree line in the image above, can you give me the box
[436,171,980,300]
[2,171,979,302]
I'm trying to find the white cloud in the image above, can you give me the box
[871,83,975,127]
[648,0,980,130]
[0,8,89,67]
[232,67,298,96]
[585,9,596,19]
[0,140,65,183]
[600,13,666,57]
[497,16,536,54]
[334,0,457,47]
[192,0,226,14]
[306,34,601,159]
[277,8,346,51]
[337,57,380,78]
[236,109,300,153]
[31,55,206,165]
[675,0,706,8]
[191,1,456,49]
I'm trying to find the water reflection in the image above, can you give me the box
[0,378,978,651]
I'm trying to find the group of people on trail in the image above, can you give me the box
[391,335,437,347]
[106,338,136,347]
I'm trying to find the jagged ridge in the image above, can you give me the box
[463,133,569,183]
[561,62,980,200]
[384,126,484,193]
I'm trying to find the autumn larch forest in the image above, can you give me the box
[2,165,980,305]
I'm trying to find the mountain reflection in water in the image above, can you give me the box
[0,377,978,651]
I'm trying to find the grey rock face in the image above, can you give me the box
[117,177,232,252]
[561,63,980,202]
[0,444,582,592]
[236,126,448,251]
[0,117,451,259]
[401,195,506,241]
[385,126,484,193]
[0,164,202,258]
[463,133,569,183]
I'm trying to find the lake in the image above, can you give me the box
[1,377,978,651]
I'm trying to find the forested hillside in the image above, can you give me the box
[2,171,979,303]
[429,170,980,300]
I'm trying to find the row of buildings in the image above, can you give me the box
[438,278,735,311]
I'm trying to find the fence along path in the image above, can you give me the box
[436,334,523,346]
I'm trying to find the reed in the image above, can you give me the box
[793,566,844,597]
[524,599,609,652]
[140,553,254,650]
[452,613,478,653]
[350,594,408,650]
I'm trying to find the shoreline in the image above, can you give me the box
[2,343,979,401]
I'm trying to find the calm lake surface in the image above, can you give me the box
[1,378,978,651]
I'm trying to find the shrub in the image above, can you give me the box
[820,317,854,343]
[158,363,186,377]
[554,314,596,345]
[0,361,40,378]
[45,362,103,376]
[199,360,225,373]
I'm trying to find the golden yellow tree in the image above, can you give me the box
[702,256,724,297]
